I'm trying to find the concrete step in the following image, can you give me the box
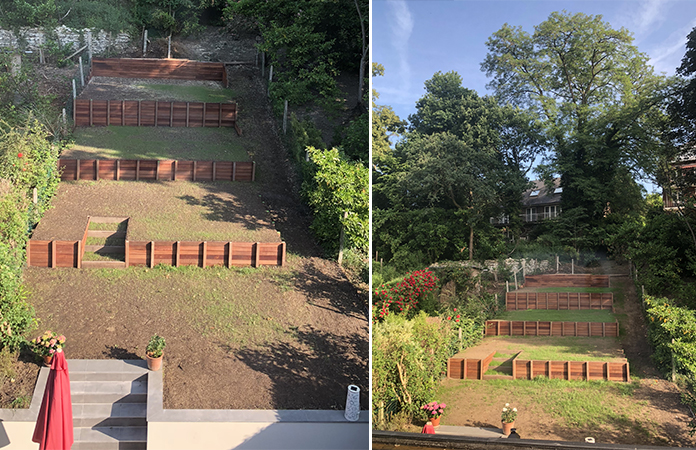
[72,426,147,450]
[87,230,127,239]
[85,244,125,254]
[81,260,126,269]
[73,403,147,427]
[71,379,147,404]
[71,372,146,383]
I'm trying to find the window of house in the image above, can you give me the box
[554,187,563,194]
[526,208,536,222]
[530,190,540,196]
[544,205,557,219]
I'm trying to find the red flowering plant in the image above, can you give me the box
[372,269,439,323]
[421,401,446,419]
[33,331,66,357]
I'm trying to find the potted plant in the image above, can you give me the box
[33,331,66,366]
[145,334,166,371]
[421,401,446,427]
[501,403,517,436]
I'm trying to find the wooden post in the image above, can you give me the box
[149,241,154,268]
[254,242,260,267]
[167,34,172,59]
[121,100,125,125]
[283,100,288,134]
[51,241,56,268]
[227,242,233,268]
[572,258,574,274]
[672,338,676,382]
[506,280,509,293]
[87,30,92,60]
[514,271,518,290]
[170,103,173,127]
[77,240,82,269]
[252,161,256,182]
[232,162,237,181]
[186,103,190,127]
[107,100,110,125]
[218,104,222,127]
[616,320,619,337]
[585,361,589,381]
[201,241,207,268]
[33,187,38,204]
[26,240,31,267]
[156,160,160,181]
[511,358,516,379]
[463,359,468,380]
[39,47,44,64]
[212,161,216,181]
[143,29,148,55]
[529,360,533,380]
[116,160,120,180]
[155,101,158,126]
[95,160,99,180]
[72,79,77,123]
[522,259,526,277]
[76,159,80,180]
[574,322,577,336]
[173,161,177,181]
[136,160,140,181]
[203,103,206,127]
[193,161,197,181]
[337,211,348,265]
[175,241,180,267]
[79,56,84,86]
[89,99,93,127]
[479,359,483,380]
[565,361,570,380]
[125,240,129,268]
[138,100,141,126]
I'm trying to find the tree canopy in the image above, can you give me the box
[482,11,672,229]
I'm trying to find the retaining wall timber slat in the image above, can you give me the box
[524,274,610,288]
[485,320,619,337]
[505,291,613,310]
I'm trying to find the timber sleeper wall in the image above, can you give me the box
[447,352,496,380]
[27,240,285,268]
[90,58,227,85]
[485,320,619,337]
[524,274,610,288]
[58,159,255,182]
[505,292,613,311]
[74,99,238,131]
[513,360,629,382]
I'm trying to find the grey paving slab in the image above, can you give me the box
[68,359,147,373]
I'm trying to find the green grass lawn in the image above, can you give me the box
[64,126,248,161]
[497,309,616,322]
[139,84,239,103]
[482,336,625,361]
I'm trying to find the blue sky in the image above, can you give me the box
[371,0,696,192]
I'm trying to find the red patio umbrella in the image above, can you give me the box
[32,349,73,450]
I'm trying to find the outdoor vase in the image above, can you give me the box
[32,349,74,450]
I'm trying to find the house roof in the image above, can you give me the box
[522,178,562,207]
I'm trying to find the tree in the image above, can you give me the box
[371,63,406,172]
[482,11,672,231]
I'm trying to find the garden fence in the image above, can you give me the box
[513,359,629,382]
[58,159,255,182]
[485,320,619,337]
[446,352,496,380]
[505,292,613,311]
[90,58,227,85]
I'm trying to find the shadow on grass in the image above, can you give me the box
[235,328,368,410]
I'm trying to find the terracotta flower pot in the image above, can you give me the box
[43,355,53,366]
[146,352,163,371]
[431,416,441,427]
[502,421,515,436]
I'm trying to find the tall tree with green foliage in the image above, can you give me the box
[371,63,406,172]
[482,11,671,233]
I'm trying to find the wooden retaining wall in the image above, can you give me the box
[447,352,496,380]
[74,99,237,130]
[58,159,255,182]
[91,58,227,85]
[512,359,629,382]
[505,292,613,311]
[27,240,285,268]
[485,320,619,337]
[524,274,610,288]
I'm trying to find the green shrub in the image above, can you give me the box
[372,313,455,426]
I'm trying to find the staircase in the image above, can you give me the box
[81,217,128,269]
[70,360,148,450]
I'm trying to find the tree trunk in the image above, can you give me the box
[469,225,474,261]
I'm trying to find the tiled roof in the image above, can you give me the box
[522,178,562,207]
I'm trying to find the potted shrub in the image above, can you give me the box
[421,401,446,427]
[501,403,517,436]
[146,334,166,371]
[33,331,66,366]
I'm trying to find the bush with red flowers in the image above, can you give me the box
[372,269,439,323]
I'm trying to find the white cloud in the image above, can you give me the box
[386,0,414,99]
[648,18,696,74]
[631,0,669,36]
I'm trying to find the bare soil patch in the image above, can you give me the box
[31,181,280,243]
